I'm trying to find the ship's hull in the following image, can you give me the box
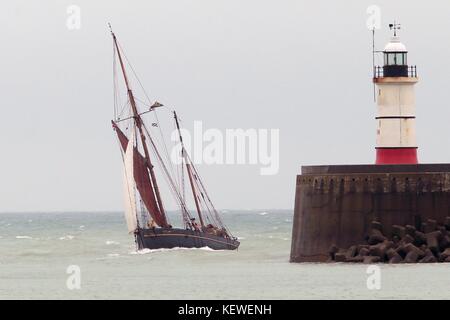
[136,228,240,251]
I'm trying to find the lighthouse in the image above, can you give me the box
[291,22,450,263]
[373,23,418,164]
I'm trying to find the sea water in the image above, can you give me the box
[0,210,449,299]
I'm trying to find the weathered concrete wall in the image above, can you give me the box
[290,164,450,262]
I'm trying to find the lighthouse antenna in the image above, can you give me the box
[372,28,376,102]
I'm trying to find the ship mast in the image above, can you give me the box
[174,111,205,228]
[110,27,168,226]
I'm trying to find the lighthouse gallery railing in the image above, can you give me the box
[373,65,417,78]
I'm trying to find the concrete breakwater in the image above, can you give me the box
[329,219,450,263]
[290,164,450,262]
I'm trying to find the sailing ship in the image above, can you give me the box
[110,28,240,251]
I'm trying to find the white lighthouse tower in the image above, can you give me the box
[373,23,418,164]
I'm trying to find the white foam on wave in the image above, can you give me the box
[237,236,246,240]
[59,235,74,240]
[107,253,120,258]
[16,236,32,239]
[259,212,269,216]
[265,235,289,241]
[106,240,120,245]
[130,248,152,255]
[130,246,219,255]
[79,225,85,230]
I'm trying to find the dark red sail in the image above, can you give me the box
[112,121,168,227]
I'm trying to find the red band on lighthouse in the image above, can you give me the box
[376,148,418,165]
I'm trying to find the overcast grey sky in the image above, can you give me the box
[1,1,450,212]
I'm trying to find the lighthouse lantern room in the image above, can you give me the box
[373,23,418,165]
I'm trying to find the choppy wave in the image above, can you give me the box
[258,212,269,216]
[130,246,219,255]
[105,240,120,245]
[59,235,74,240]
[107,253,120,258]
[16,236,32,239]
[17,249,52,257]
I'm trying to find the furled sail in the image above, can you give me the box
[113,121,169,227]
[123,127,138,233]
